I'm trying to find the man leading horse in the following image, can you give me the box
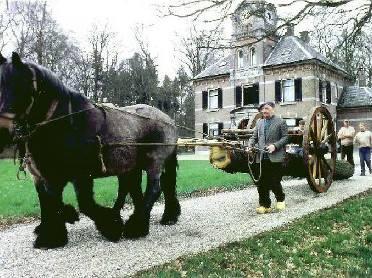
[248,102,289,214]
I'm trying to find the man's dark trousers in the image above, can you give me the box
[341,144,354,166]
[257,159,285,207]
[359,147,371,174]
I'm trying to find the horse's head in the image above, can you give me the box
[0,52,36,150]
[0,52,37,119]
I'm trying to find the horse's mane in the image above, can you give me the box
[27,62,85,103]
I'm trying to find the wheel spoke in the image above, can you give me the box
[312,156,317,179]
[320,119,328,140]
[321,156,333,171]
[304,107,337,193]
[317,156,322,186]
[309,126,316,142]
[321,133,332,144]
[317,113,322,142]
[313,115,317,143]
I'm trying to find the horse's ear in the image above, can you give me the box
[0,53,6,64]
[11,52,23,66]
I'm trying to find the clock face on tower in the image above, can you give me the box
[240,9,251,25]
[232,3,277,39]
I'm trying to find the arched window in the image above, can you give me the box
[238,50,244,69]
[250,47,257,66]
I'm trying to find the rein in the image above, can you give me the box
[0,65,230,179]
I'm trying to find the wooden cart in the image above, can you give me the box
[180,106,337,193]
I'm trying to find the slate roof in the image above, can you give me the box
[264,36,347,74]
[194,35,348,80]
[337,86,372,108]
[194,55,233,79]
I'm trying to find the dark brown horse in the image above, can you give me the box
[0,52,181,248]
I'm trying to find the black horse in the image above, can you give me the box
[0,52,181,248]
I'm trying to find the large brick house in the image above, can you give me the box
[193,0,362,143]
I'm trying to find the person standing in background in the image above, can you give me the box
[354,123,372,176]
[294,120,305,134]
[337,120,355,166]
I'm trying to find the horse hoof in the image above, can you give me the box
[123,214,149,239]
[62,204,80,224]
[97,221,123,242]
[34,236,67,249]
[95,209,124,242]
[160,201,181,225]
[33,230,68,249]
[33,223,43,235]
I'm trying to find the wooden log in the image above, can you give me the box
[209,146,353,180]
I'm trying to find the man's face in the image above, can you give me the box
[299,124,305,130]
[261,105,274,119]
[360,124,365,132]
[344,120,349,127]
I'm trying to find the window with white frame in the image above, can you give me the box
[250,48,257,66]
[238,50,244,69]
[208,89,219,109]
[209,123,219,137]
[283,79,295,102]
[322,86,327,103]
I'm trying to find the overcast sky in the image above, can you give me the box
[44,0,313,79]
[46,0,196,79]
[8,0,329,79]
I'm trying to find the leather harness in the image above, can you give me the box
[0,65,105,179]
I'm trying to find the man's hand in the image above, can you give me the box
[266,144,276,153]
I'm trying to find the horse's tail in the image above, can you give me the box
[160,147,181,225]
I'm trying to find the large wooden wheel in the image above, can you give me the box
[303,106,337,193]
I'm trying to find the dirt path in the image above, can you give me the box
[0,171,371,278]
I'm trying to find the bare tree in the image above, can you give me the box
[87,23,118,102]
[0,1,84,92]
[0,19,10,52]
[132,25,159,105]
[6,0,57,65]
[178,24,224,77]
[6,0,36,58]
[309,6,372,82]
[163,0,372,48]
[0,1,11,52]
[73,51,93,96]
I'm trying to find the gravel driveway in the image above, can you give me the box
[0,169,371,278]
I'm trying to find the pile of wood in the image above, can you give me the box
[209,146,354,180]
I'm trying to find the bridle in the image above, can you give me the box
[0,65,60,142]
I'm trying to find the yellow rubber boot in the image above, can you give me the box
[256,206,273,214]
[276,201,286,211]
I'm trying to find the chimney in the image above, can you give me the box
[285,24,294,36]
[300,31,310,43]
[358,68,367,87]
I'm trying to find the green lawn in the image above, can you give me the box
[0,159,251,219]
[138,192,372,277]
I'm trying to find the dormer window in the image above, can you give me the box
[238,50,244,69]
[250,47,257,66]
